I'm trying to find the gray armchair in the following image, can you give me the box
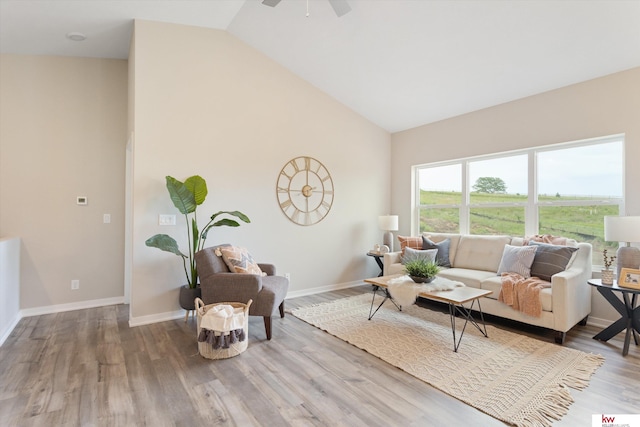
[195,244,289,340]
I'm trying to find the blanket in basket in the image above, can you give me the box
[197,303,247,349]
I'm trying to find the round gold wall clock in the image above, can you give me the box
[276,156,334,226]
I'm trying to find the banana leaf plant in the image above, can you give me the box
[145,175,250,288]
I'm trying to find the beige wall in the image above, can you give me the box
[129,21,390,321]
[390,67,640,323]
[0,55,127,309]
[4,25,634,326]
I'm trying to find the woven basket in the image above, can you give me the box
[195,298,252,360]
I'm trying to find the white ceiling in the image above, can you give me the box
[1,0,639,132]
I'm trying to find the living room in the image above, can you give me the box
[1,1,639,425]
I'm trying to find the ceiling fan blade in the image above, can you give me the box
[262,0,282,7]
[328,0,351,17]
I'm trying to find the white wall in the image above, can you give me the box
[390,67,640,323]
[0,55,127,311]
[129,21,391,322]
[0,237,20,345]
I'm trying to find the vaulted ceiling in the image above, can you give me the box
[1,0,639,132]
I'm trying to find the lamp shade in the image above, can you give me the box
[604,216,640,243]
[378,215,398,231]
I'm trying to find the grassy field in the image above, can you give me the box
[419,190,620,264]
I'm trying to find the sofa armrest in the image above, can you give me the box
[550,242,592,332]
[383,252,402,276]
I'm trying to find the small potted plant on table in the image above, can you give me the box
[601,249,616,285]
[403,256,441,283]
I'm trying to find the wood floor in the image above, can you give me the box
[1,285,639,426]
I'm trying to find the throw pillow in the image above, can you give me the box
[401,247,438,265]
[497,244,538,278]
[422,236,452,267]
[397,235,422,256]
[218,246,264,275]
[528,242,578,282]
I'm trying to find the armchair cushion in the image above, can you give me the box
[217,246,265,276]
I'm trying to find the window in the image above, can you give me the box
[415,135,623,265]
[418,164,461,233]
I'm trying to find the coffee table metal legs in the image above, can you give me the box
[368,285,401,320]
[448,299,488,352]
[368,287,488,352]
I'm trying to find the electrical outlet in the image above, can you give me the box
[103,214,111,223]
[71,280,80,290]
[284,273,290,280]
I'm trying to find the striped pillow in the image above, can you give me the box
[528,242,578,282]
[497,244,538,278]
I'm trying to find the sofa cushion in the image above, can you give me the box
[528,242,578,282]
[453,235,512,272]
[218,246,265,276]
[422,236,451,267]
[437,268,496,289]
[402,247,438,264]
[497,244,538,278]
[397,235,422,256]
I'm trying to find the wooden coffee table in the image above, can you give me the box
[364,274,491,352]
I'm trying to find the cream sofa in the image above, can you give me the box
[383,232,592,344]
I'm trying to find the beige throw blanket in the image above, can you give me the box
[499,272,550,317]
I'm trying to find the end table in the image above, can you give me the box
[367,252,384,277]
[588,279,640,356]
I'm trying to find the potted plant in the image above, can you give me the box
[145,175,250,310]
[601,249,616,285]
[403,256,441,283]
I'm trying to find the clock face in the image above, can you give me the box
[277,156,334,226]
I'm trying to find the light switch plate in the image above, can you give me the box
[159,214,176,226]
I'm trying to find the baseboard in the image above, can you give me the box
[129,281,365,327]
[585,315,611,329]
[286,279,365,299]
[20,296,125,318]
[0,313,21,347]
[128,309,185,327]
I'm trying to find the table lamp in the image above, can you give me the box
[604,215,640,281]
[378,215,398,252]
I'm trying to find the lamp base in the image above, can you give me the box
[616,246,640,282]
[383,231,394,252]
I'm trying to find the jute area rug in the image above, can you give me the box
[291,294,604,427]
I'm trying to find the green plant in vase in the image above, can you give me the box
[403,255,441,283]
[145,175,250,308]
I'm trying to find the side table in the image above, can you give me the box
[588,278,640,356]
[367,252,384,277]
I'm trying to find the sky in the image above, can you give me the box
[418,140,623,198]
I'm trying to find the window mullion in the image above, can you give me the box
[460,160,470,233]
[526,151,537,236]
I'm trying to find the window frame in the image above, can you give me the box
[412,134,624,266]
